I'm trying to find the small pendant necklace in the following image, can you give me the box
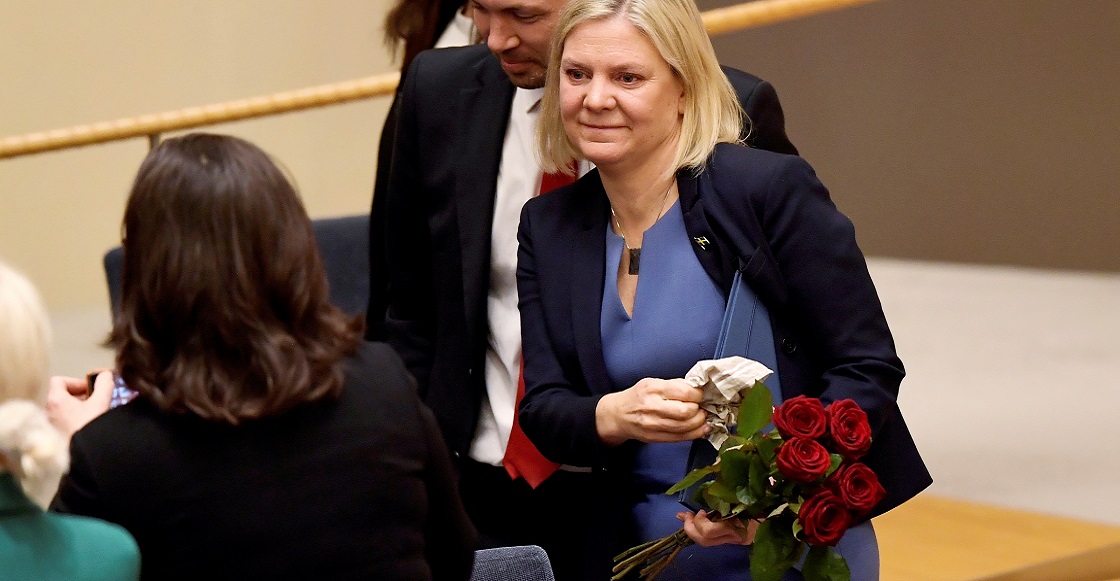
[610,183,674,276]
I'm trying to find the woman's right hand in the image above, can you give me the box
[45,372,114,442]
[595,377,709,446]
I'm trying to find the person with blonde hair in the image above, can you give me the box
[517,0,931,577]
[0,259,139,581]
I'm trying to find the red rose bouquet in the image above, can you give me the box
[612,384,885,581]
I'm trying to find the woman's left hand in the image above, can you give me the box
[678,509,758,547]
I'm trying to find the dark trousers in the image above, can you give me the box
[458,459,603,581]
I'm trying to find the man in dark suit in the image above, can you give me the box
[367,0,797,576]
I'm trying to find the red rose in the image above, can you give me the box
[826,399,872,460]
[798,490,853,547]
[775,437,832,483]
[772,396,828,440]
[828,463,886,515]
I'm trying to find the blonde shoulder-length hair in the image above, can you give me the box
[537,0,743,174]
[0,259,67,507]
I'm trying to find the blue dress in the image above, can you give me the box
[602,200,754,580]
[600,201,879,581]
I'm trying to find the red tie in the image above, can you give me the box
[502,167,576,488]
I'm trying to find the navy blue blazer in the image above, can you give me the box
[516,142,931,518]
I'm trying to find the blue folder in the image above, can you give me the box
[678,263,782,509]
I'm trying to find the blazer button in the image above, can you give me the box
[780,338,797,355]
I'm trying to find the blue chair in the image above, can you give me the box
[102,214,370,318]
[471,546,555,581]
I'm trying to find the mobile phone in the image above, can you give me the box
[86,371,139,409]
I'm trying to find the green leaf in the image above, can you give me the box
[719,448,751,488]
[747,452,769,504]
[778,480,799,500]
[665,464,718,495]
[767,502,789,519]
[704,479,739,504]
[736,484,760,507]
[724,503,748,518]
[802,546,851,581]
[750,519,803,581]
[756,434,780,464]
[702,492,732,517]
[825,454,844,478]
[720,434,748,452]
[738,382,774,436]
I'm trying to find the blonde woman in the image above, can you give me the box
[0,260,139,581]
[516,0,931,577]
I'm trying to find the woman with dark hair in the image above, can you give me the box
[384,0,472,73]
[49,133,476,580]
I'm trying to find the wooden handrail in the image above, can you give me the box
[702,0,876,36]
[965,542,1120,581]
[0,0,878,160]
[0,72,400,160]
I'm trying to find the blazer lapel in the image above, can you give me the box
[568,177,612,393]
[455,55,516,355]
[679,172,735,295]
[689,159,789,309]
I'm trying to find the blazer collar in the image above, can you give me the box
[678,170,733,294]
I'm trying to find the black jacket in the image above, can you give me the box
[52,342,475,581]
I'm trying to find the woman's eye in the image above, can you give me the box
[619,74,639,84]
[566,69,587,81]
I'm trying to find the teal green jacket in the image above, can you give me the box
[0,473,139,581]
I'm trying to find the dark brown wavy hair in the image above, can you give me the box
[384,0,465,71]
[107,133,363,424]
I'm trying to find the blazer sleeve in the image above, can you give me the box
[729,152,904,435]
[365,88,403,342]
[382,55,438,394]
[515,198,613,468]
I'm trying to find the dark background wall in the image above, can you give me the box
[703,0,1118,272]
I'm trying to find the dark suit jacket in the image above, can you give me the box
[516,142,932,520]
[373,43,797,461]
[50,342,476,581]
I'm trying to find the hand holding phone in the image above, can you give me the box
[87,370,139,408]
[46,374,113,440]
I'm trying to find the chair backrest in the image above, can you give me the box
[103,214,370,318]
[471,546,556,581]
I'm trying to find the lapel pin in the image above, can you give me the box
[693,236,711,250]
